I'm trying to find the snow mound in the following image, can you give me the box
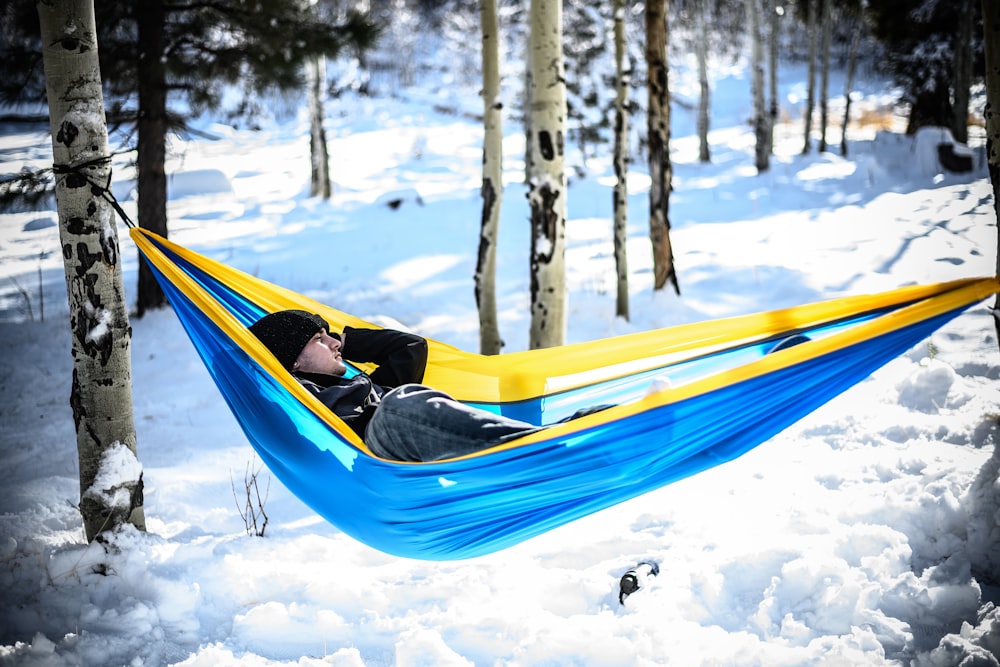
[896,359,973,413]
[917,603,1000,667]
[169,169,234,199]
[965,444,1000,584]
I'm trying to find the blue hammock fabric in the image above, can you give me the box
[132,228,998,560]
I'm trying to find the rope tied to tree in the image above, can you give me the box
[52,155,135,229]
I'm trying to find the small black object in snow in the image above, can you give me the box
[619,561,659,604]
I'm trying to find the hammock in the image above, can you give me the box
[131,227,999,560]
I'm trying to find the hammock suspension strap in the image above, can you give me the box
[52,155,135,229]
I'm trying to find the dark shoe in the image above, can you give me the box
[619,561,659,604]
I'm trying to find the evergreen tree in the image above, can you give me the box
[2,1,375,314]
[982,0,1000,350]
[952,0,975,144]
[866,0,983,134]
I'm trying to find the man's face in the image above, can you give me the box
[293,330,347,376]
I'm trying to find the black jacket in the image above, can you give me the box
[294,326,427,439]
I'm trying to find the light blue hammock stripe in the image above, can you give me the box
[145,234,901,419]
[140,235,989,559]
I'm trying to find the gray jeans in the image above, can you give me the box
[365,384,540,462]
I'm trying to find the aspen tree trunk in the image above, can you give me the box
[523,43,533,185]
[802,0,818,154]
[37,0,145,543]
[476,0,503,354]
[952,0,974,144]
[982,0,1000,349]
[747,0,770,172]
[308,55,332,200]
[767,0,779,157]
[817,0,832,153]
[135,0,169,316]
[695,0,711,163]
[527,0,567,349]
[612,0,630,321]
[646,0,680,294]
[841,16,862,156]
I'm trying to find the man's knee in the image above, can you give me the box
[379,384,445,419]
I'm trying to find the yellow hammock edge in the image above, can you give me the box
[131,227,373,453]
[131,228,999,455]
[493,274,1000,451]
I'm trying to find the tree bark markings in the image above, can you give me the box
[38,0,145,542]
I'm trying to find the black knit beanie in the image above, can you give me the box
[249,310,329,370]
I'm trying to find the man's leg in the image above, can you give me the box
[365,385,540,462]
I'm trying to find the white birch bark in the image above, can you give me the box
[612,0,630,321]
[747,0,769,172]
[476,0,503,354]
[695,0,711,163]
[523,42,533,185]
[767,0,778,157]
[307,55,331,200]
[527,0,567,349]
[37,0,145,542]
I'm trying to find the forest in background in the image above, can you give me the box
[1,0,985,313]
[0,0,992,549]
[2,0,984,171]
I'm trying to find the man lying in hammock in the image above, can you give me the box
[250,310,541,462]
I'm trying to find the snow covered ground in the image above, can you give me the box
[1,59,999,665]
